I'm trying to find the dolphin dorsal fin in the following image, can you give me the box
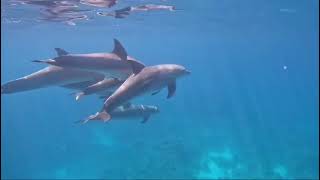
[54,48,69,56]
[128,60,145,74]
[112,39,128,61]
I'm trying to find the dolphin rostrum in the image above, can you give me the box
[78,103,159,124]
[33,39,145,80]
[84,61,190,123]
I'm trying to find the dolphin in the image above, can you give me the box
[84,61,190,123]
[78,103,159,124]
[12,0,59,7]
[131,4,177,11]
[72,77,123,101]
[33,39,145,80]
[80,0,117,8]
[1,46,107,94]
[1,66,104,94]
[39,13,89,26]
[2,39,140,95]
[1,61,105,94]
[97,4,179,19]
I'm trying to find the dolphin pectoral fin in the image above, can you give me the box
[127,60,145,74]
[112,38,128,61]
[167,80,176,99]
[151,90,161,96]
[54,48,69,56]
[141,114,151,124]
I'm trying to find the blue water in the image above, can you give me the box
[1,0,319,179]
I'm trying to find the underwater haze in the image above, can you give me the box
[1,0,319,179]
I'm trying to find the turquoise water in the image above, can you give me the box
[1,0,319,179]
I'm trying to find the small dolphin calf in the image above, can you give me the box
[33,39,144,80]
[80,103,159,124]
[73,77,123,101]
[84,61,190,123]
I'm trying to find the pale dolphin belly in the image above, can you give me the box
[1,66,105,94]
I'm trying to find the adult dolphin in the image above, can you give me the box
[83,61,190,123]
[2,39,139,94]
[33,39,144,80]
[1,66,105,94]
[1,47,106,95]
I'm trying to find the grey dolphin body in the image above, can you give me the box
[73,77,123,101]
[97,4,177,19]
[33,39,144,80]
[1,64,105,94]
[80,103,159,124]
[84,61,190,123]
[2,38,140,95]
[80,0,117,8]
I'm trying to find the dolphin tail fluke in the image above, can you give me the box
[99,111,111,122]
[80,111,111,124]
